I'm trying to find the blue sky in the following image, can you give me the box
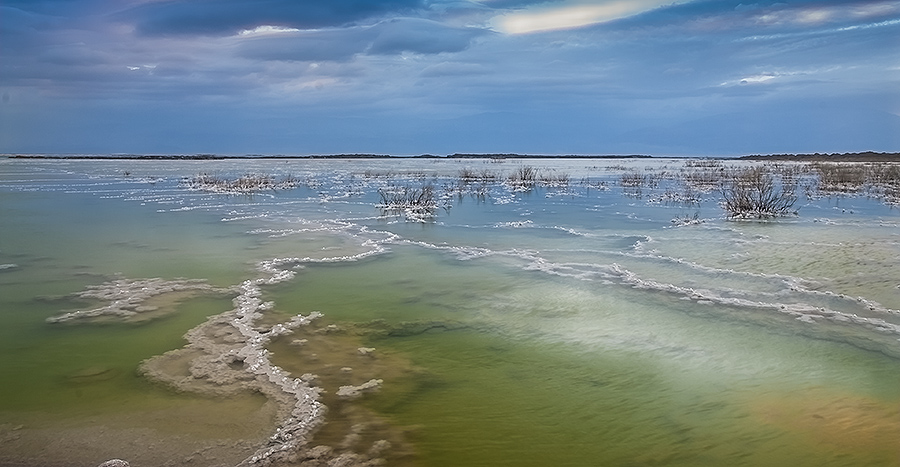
[1,0,898,156]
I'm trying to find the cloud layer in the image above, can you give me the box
[1,0,898,155]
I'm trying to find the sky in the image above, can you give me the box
[0,0,898,156]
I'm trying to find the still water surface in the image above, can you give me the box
[0,157,898,466]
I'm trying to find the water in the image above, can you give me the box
[0,157,898,466]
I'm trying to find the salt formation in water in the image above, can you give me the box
[45,260,405,466]
[97,460,129,467]
[46,278,231,324]
[134,265,330,466]
[336,379,383,400]
[133,261,405,466]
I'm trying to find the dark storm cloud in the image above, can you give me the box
[123,0,428,36]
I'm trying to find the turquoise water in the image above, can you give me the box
[1,157,898,466]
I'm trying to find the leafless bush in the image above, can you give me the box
[619,170,663,188]
[538,171,570,188]
[805,162,900,204]
[377,184,438,221]
[580,177,609,191]
[363,169,394,179]
[184,173,301,193]
[684,159,723,168]
[721,166,798,219]
[671,212,703,226]
[812,162,867,193]
[682,167,727,191]
[458,168,498,184]
[506,166,538,191]
[870,162,900,185]
[870,163,900,203]
[653,185,701,207]
[620,171,647,188]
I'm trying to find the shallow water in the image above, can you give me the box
[0,157,898,466]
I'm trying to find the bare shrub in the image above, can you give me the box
[377,184,438,221]
[812,162,867,193]
[870,162,900,185]
[538,171,570,188]
[671,212,702,226]
[721,166,797,219]
[653,185,701,207]
[619,171,647,188]
[185,173,301,193]
[805,161,900,204]
[507,166,537,190]
[684,159,723,168]
[870,163,900,203]
[363,169,394,179]
[458,168,497,184]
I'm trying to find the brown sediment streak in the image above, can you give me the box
[750,388,900,462]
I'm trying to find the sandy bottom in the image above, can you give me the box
[750,388,900,465]
[0,393,276,467]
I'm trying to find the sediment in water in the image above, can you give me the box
[48,259,418,465]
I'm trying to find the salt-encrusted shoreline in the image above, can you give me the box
[134,266,330,466]
[48,259,400,466]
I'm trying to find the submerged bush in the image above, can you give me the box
[539,171,570,188]
[619,171,647,188]
[721,166,797,219]
[809,161,900,204]
[458,168,498,184]
[377,184,439,221]
[507,166,538,190]
[185,173,301,193]
[812,162,868,193]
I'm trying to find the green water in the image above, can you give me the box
[1,157,898,466]
[0,295,235,413]
[265,249,900,466]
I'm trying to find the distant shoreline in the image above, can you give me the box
[6,153,653,160]
[738,152,900,162]
[4,151,899,161]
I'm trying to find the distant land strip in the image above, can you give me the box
[5,152,899,161]
[6,153,655,160]
[739,152,900,162]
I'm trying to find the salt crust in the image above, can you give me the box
[48,270,328,465]
[47,248,399,466]
[45,278,231,324]
[135,266,329,466]
[336,379,383,400]
[409,237,900,356]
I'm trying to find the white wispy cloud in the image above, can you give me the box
[238,25,302,36]
[492,0,679,34]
